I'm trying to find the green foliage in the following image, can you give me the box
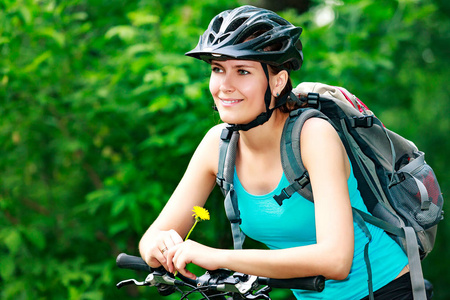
[1,0,237,299]
[1,0,449,299]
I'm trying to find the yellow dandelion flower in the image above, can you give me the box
[192,206,210,221]
[173,206,211,276]
[184,206,210,241]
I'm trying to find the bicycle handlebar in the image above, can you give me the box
[116,253,152,272]
[116,253,325,299]
[258,276,325,291]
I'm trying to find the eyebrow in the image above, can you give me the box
[211,61,257,69]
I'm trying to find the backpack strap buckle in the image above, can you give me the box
[220,127,234,141]
[306,92,320,109]
[273,172,310,206]
[229,217,242,225]
[216,177,224,187]
[350,115,374,128]
[273,189,290,206]
[216,177,233,191]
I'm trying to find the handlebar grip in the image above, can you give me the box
[116,253,152,272]
[258,275,325,292]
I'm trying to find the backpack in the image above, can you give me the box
[216,82,444,300]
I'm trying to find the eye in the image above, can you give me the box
[211,66,223,73]
[238,69,250,75]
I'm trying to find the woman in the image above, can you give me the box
[139,5,411,299]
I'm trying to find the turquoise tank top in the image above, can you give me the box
[234,164,408,299]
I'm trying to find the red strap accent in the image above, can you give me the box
[336,87,370,114]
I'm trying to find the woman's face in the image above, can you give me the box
[209,59,270,125]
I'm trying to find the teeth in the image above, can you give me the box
[222,99,239,104]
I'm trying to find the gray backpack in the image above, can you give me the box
[216,82,444,300]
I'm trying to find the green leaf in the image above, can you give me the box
[110,197,127,217]
[105,25,137,42]
[4,229,22,254]
[127,11,159,27]
[23,50,52,73]
[148,94,171,112]
[22,228,46,251]
[108,220,128,236]
[36,28,66,48]
[0,254,15,278]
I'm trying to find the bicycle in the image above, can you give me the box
[116,253,325,299]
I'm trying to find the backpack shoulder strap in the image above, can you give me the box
[216,126,239,196]
[216,126,246,249]
[274,107,330,205]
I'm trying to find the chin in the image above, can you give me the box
[217,110,260,125]
[218,114,245,125]
[218,116,238,124]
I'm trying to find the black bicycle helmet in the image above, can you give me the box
[186,5,303,131]
[186,5,303,70]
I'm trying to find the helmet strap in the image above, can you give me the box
[228,63,288,132]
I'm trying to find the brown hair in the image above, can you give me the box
[240,29,302,112]
[267,64,302,113]
[245,30,301,113]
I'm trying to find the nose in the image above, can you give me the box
[219,73,235,93]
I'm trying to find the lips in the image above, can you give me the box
[220,98,243,106]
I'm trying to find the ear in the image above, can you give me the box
[271,70,289,96]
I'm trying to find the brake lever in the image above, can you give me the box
[116,278,149,289]
[255,286,271,299]
[244,285,271,300]
[245,294,270,300]
[235,274,258,294]
[145,273,177,286]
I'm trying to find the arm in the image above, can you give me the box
[167,118,354,280]
[139,124,223,269]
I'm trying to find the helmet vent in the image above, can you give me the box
[212,17,224,33]
[225,18,247,34]
[236,24,272,44]
[217,33,231,44]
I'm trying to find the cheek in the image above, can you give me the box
[209,76,218,96]
[242,83,267,105]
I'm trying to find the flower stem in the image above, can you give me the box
[173,219,199,277]
[185,220,198,241]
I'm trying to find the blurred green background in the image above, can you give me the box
[1,0,449,299]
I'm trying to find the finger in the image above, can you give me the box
[173,251,196,279]
[166,244,179,274]
[162,237,176,251]
[179,268,196,280]
[160,245,169,256]
[148,248,167,269]
[171,244,187,274]
[163,230,183,252]
[171,249,183,275]
[146,258,161,269]
[169,229,184,244]
[148,240,172,269]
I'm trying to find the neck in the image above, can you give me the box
[238,109,289,153]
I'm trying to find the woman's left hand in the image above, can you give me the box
[165,240,221,279]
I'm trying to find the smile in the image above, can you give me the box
[220,98,243,105]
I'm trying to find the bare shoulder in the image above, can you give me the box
[205,123,228,140]
[301,117,337,139]
[200,123,227,153]
[300,117,342,149]
[192,123,227,175]
[300,117,349,174]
